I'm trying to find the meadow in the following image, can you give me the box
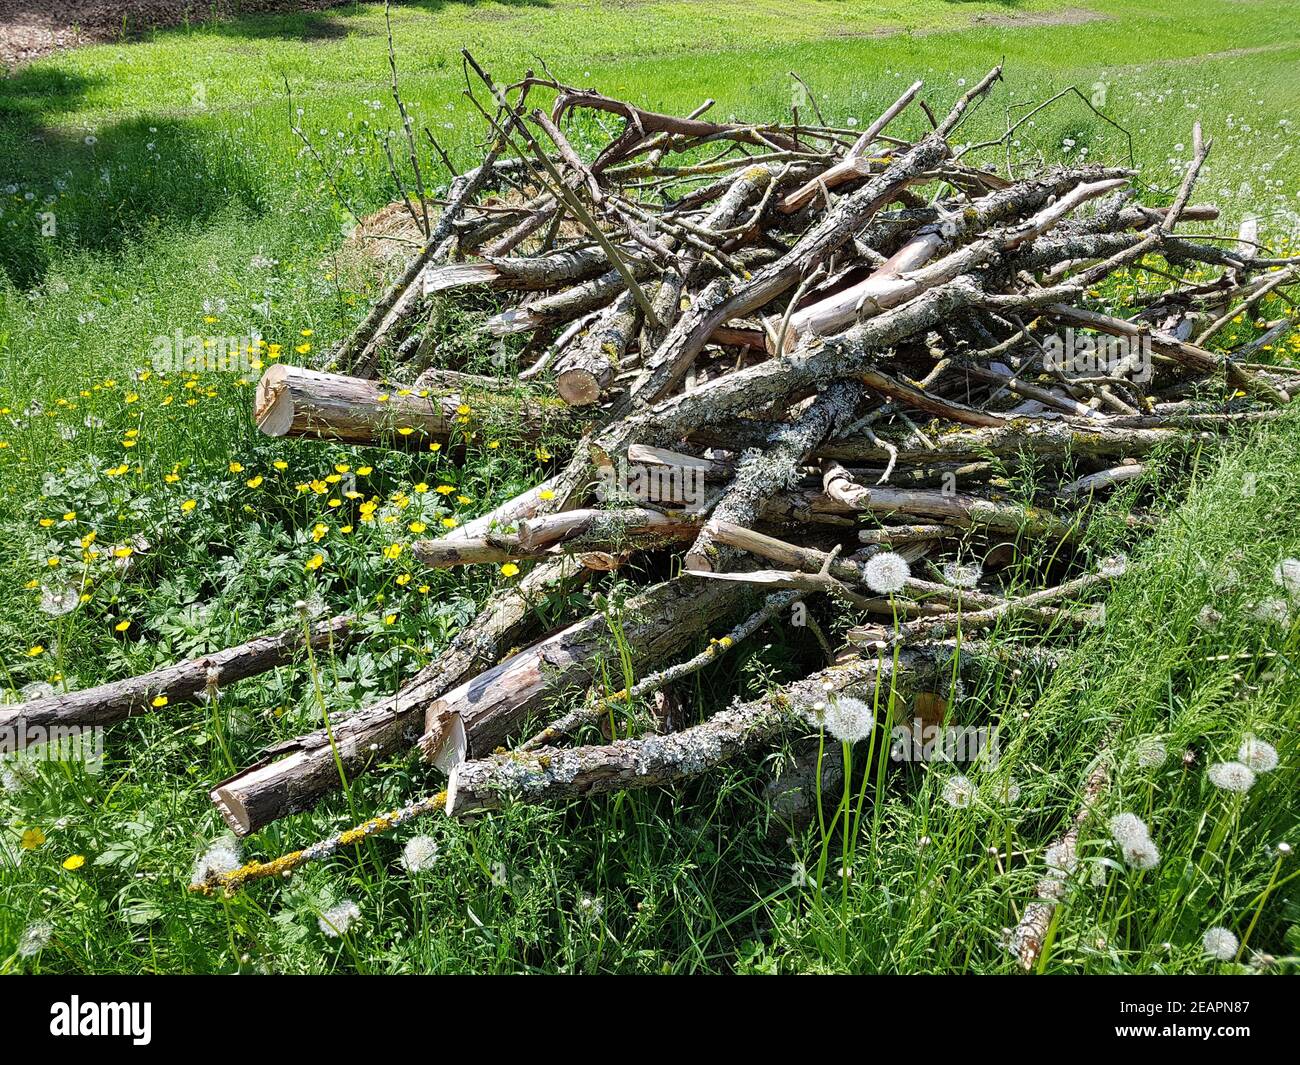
[1,0,1298,973]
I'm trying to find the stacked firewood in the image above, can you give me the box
[6,56,1297,890]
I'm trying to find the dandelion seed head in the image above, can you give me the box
[1135,737,1168,769]
[1208,760,1256,793]
[941,774,977,809]
[18,920,53,958]
[1099,554,1128,578]
[1109,812,1151,846]
[1045,841,1077,875]
[1196,604,1222,629]
[1237,734,1278,773]
[1272,557,1300,598]
[942,560,983,589]
[400,834,439,873]
[1201,925,1238,961]
[864,551,911,594]
[1122,836,1161,870]
[318,899,361,937]
[824,696,875,744]
[189,834,242,887]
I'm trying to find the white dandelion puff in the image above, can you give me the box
[1122,836,1162,870]
[1135,737,1168,769]
[864,551,911,594]
[1196,604,1222,630]
[1237,734,1278,773]
[941,774,977,809]
[400,834,440,873]
[318,899,361,937]
[190,834,242,887]
[40,585,79,617]
[1251,598,1291,627]
[1201,926,1239,961]
[1098,554,1128,578]
[824,696,875,744]
[18,920,53,958]
[994,779,1021,805]
[1272,557,1300,598]
[941,560,983,589]
[1109,812,1151,846]
[1208,760,1256,793]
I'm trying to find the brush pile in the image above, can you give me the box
[7,55,1298,890]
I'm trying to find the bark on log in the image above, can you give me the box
[418,576,757,768]
[254,364,557,445]
[210,557,586,835]
[0,614,354,745]
[444,650,947,816]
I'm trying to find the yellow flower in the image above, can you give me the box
[62,511,76,521]
[295,343,312,354]
[488,440,500,449]
[125,392,139,404]
[179,498,198,515]
[273,460,288,471]
[436,484,454,496]
[165,473,181,483]
[229,462,244,473]
[396,573,411,586]
[305,553,325,571]
[39,517,54,528]
[114,620,131,632]
[382,544,404,560]
[62,855,86,871]
[21,828,45,850]
[246,475,264,488]
[539,489,556,501]
[456,404,471,416]
[397,426,414,436]
[46,557,60,567]
[312,523,329,542]
[456,495,471,505]
[408,521,427,534]
[27,645,45,657]
[113,546,133,559]
[384,613,398,625]
[413,482,429,494]
[151,695,168,708]
[301,328,314,337]
[428,442,441,453]
[357,466,373,476]
[440,517,458,529]
[500,563,520,578]
[334,464,350,474]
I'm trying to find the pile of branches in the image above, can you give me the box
[6,54,1298,893]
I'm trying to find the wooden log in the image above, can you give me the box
[254,364,557,445]
[822,462,1077,540]
[553,290,640,405]
[444,651,942,816]
[209,557,586,835]
[685,381,868,572]
[0,614,355,745]
[411,508,700,567]
[418,576,757,768]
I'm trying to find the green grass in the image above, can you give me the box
[1,0,1298,973]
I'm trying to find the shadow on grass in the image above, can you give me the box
[0,66,267,288]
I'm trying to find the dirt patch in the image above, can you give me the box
[0,1,358,68]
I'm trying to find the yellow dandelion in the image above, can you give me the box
[500,563,520,577]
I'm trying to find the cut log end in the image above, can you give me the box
[254,363,294,437]
[210,784,256,836]
[555,366,605,406]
